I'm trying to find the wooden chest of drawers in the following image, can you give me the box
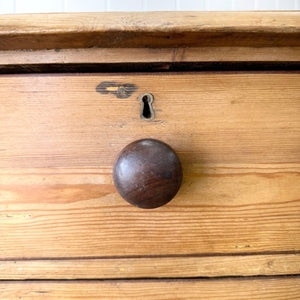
[0,12,299,299]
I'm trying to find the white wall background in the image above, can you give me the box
[0,0,299,14]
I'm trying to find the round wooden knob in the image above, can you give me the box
[113,139,182,209]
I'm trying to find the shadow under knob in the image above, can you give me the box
[113,139,182,209]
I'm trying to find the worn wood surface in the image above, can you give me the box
[0,73,299,261]
[0,278,299,299]
[0,73,299,167]
[0,164,299,259]
[0,12,299,50]
[0,10,299,297]
[1,254,299,280]
[1,47,300,67]
[1,47,299,74]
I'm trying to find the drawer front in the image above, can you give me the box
[1,278,300,300]
[0,73,299,260]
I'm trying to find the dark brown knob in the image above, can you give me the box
[113,139,182,209]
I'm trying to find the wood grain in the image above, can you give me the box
[1,10,299,293]
[0,278,299,299]
[1,254,299,280]
[0,164,299,258]
[0,73,299,167]
[0,12,299,50]
[0,73,299,259]
[0,47,299,67]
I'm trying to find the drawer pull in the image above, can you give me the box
[113,139,182,209]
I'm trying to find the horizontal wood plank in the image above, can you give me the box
[0,278,299,299]
[0,47,299,67]
[0,254,299,279]
[0,73,299,167]
[0,12,299,50]
[0,164,299,258]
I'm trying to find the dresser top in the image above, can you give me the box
[0,11,299,50]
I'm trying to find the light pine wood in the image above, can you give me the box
[0,73,299,259]
[0,12,299,50]
[0,278,299,299]
[0,165,299,259]
[0,73,299,167]
[0,254,299,280]
[0,11,299,295]
[0,47,299,67]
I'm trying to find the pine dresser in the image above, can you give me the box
[0,12,299,299]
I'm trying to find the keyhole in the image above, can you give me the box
[139,93,154,120]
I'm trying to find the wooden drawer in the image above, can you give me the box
[0,11,299,300]
[1,72,300,259]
